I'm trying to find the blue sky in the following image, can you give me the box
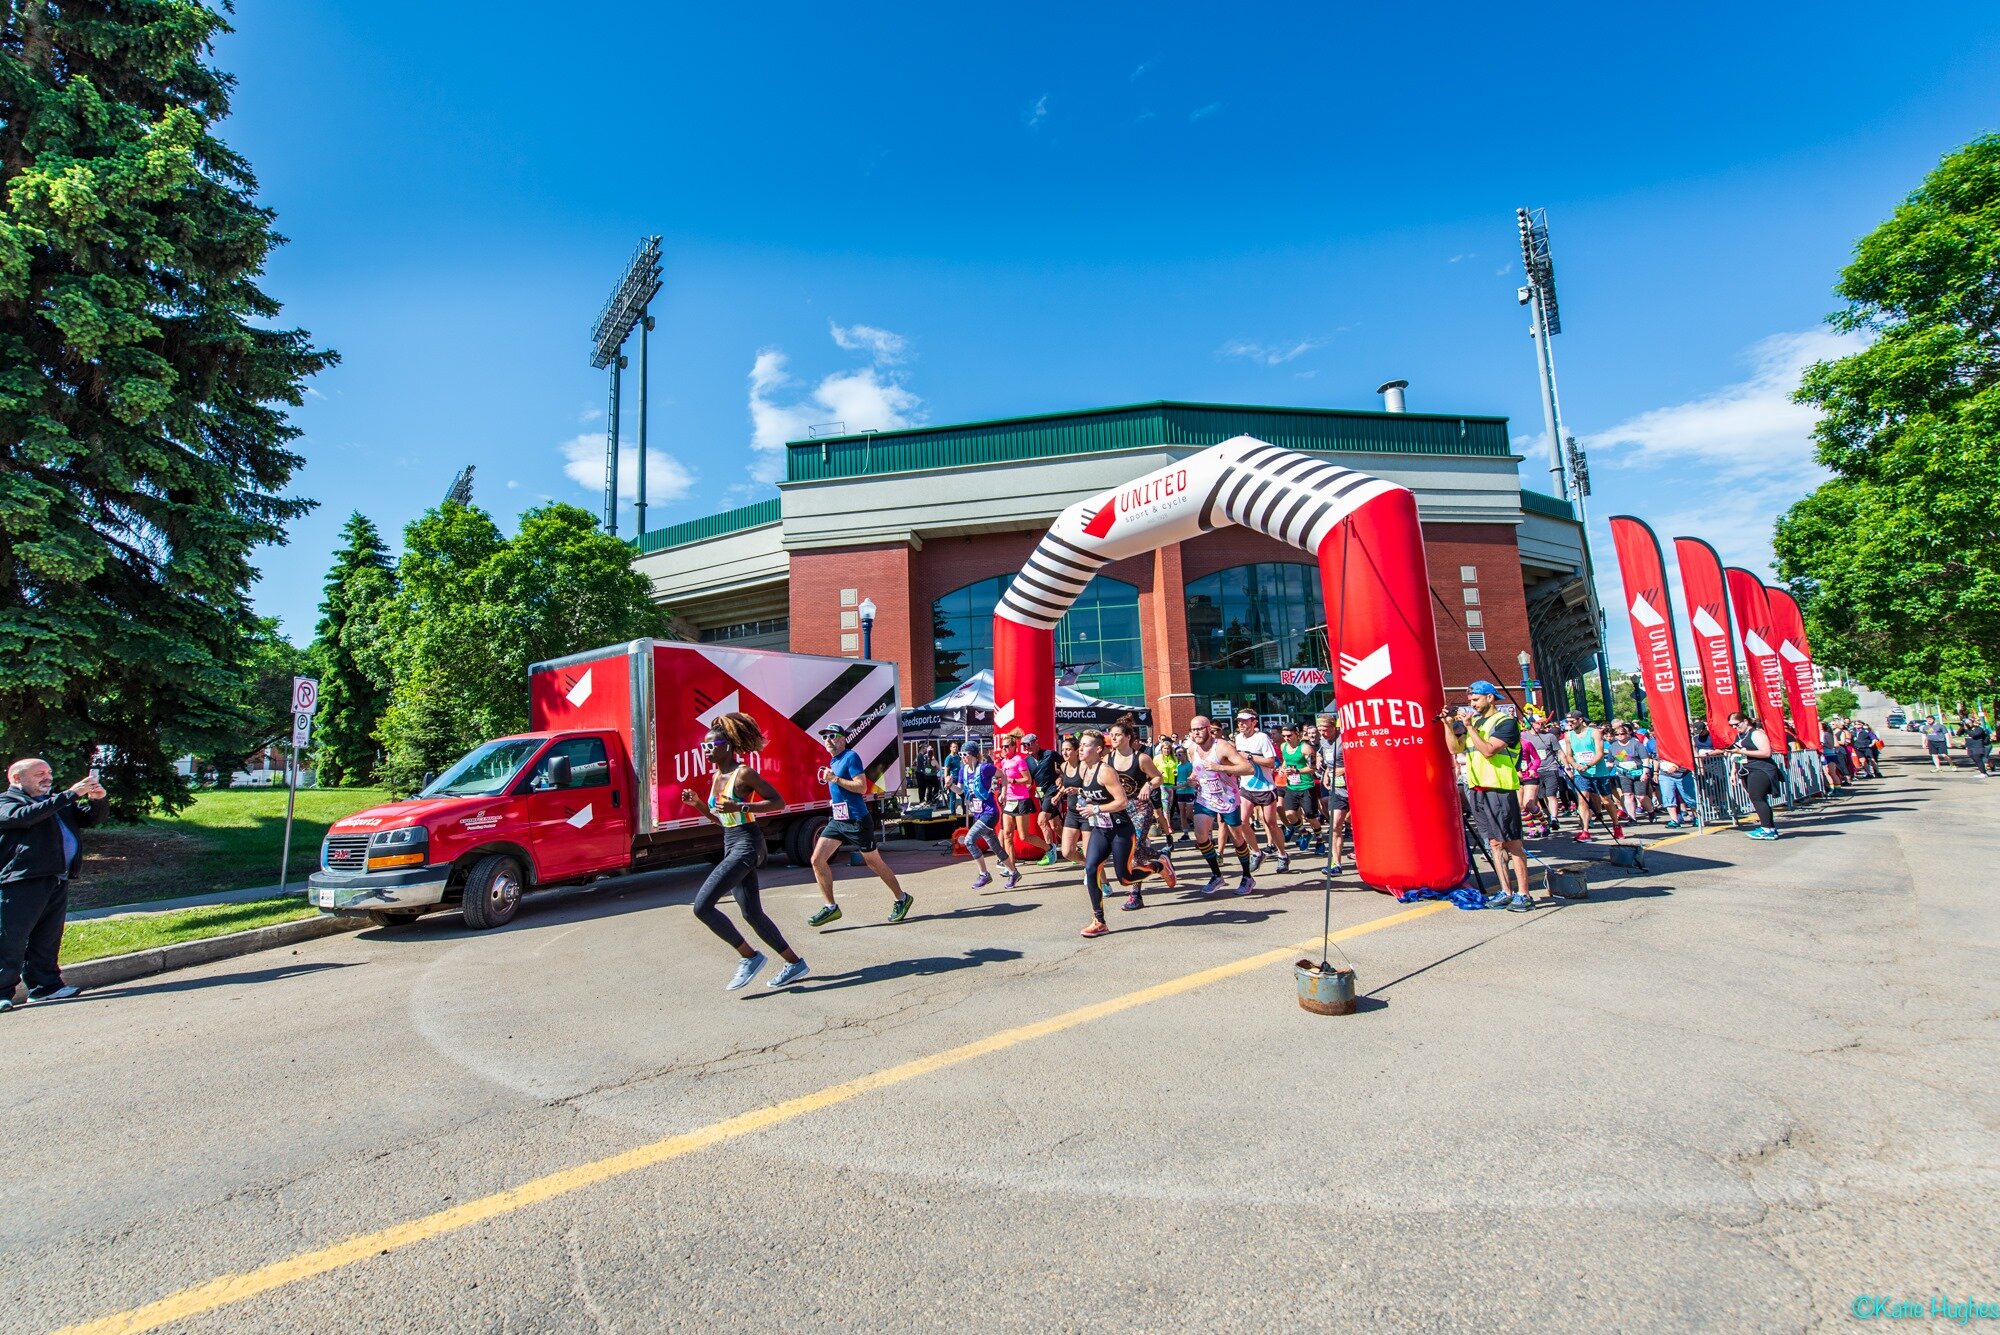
[222,2,2000,663]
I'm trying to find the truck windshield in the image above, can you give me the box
[421,739,543,797]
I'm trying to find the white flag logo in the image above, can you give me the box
[565,803,594,829]
[994,700,1017,729]
[565,669,594,708]
[1630,594,1666,629]
[1778,638,1809,664]
[696,690,741,729]
[1339,644,1393,691]
[1692,606,1725,638]
[1744,630,1775,658]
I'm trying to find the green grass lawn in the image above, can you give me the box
[75,787,393,911]
[59,896,322,965]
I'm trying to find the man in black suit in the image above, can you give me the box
[1,757,108,1012]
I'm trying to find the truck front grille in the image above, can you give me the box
[323,834,370,872]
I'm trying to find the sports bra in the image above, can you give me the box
[710,765,753,827]
[1110,751,1146,798]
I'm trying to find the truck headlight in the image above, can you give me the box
[367,826,429,871]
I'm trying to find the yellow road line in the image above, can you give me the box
[59,900,1451,1335]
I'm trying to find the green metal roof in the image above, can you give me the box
[784,400,1513,483]
[633,497,779,554]
[1518,489,1578,522]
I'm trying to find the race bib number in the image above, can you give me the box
[832,800,856,821]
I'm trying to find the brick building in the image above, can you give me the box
[633,400,1603,734]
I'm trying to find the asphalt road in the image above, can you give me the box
[5,730,1996,1333]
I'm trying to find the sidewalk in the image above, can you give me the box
[70,882,306,922]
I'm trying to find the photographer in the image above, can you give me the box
[1440,684,1534,912]
[1,758,108,1012]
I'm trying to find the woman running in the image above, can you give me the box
[1107,717,1178,908]
[961,743,1020,890]
[997,731,1046,861]
[680,713,810,991]
[1074,729,1145,937]
[1053,736,1091,868]
[1720,709,1785,839]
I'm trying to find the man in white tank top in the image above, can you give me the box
[1181,716,1256,897]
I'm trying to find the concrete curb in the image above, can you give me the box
[66,913,365,991]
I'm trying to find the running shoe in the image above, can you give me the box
[1482,889,1512,909]
[1236,874,1256,896]
[1275,856,1291,875]
[1176,833,1191,845]
[1251,849,1268,869]
[970,871,992,890]
[768,958,811,988]
[0,996,15,1014]
[1505,893,1534,912]
[1157,860,1178,890]
[888,893,915,922]
[1313,838,1328,855]
[1328,861,1344,876]
[1200,874,1226,897]
[727,952,768,991]
[1002,868,1021,888]
[1572,831,1593,843]
[27,984,80,1000]
[1121,893,1144,912]
[1081,919,1109,938]
[1746,826,1780,840]
[807,904,842,927]
[1038,851,1062,867]
[1664,818,1683,830]
[1611,820,1626,842]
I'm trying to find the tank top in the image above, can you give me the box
[1110,750,1146,799]
[1570,730,1613,778]
[1188,739,1240,811]
[709,765,752,827]
[1077,764,1124,828]
[1000,753,1034,801]
[1281,741,1314,789]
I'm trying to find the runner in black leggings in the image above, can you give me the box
[1724,709,1785,841]
[680,712,810,990]
[1074,729,1143,938]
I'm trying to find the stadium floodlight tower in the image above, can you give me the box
[589,235,664,536]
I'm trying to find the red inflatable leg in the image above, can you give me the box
[1316,490,1469,893]
[992,615,1055,744]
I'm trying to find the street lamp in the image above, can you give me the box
[1518,649,1536,707]
[858,597,877,660]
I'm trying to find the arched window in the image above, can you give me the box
[1185,562,1326,671]
[934,573,1142,700]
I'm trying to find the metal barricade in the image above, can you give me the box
[1780,750,1829,808]
[1693,753,1744,827]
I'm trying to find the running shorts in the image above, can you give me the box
[1469,788,1524,844]
[1323,786,1350,813]
[1280,787,1320,817]
[821,816,879,853]
[1242,788,1277,808]
[1062,800,1085,832]
[1002,794,1040,816]
[1579,774,1619,797]
[1193,801,1241,828]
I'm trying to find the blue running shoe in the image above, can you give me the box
[727,952,767,991]
[768,958,811,988]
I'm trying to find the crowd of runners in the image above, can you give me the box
[683,695,1904,990]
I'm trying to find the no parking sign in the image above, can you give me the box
[292,676,318,747]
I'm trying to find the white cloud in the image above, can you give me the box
[1218,337,1320,366]
[579,405,604,424]
[829,321,909,365]
[1131,61,1152,80]
[1584,329,1865,481]
[1190,102,1223,120]
[747,342,925,485]
[559,434,695,503]
[1025,94,1049,128]
[505,479,520,489]
[1448,253,1473,264]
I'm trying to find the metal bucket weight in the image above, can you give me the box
[1295,960,1357,1015]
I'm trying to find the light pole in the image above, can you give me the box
[589,236,663,536]
[859,597,877,660]
[1518,649,1537,707]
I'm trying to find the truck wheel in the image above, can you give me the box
[366,910,421,929]
[460,854,523,930]
[785,813,830,868]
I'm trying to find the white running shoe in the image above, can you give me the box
[727,952,767,990]
[1236,875,1257,896]
[768,958,811,988]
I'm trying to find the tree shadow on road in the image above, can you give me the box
[80,960,358,1001]
[1119,907,1285,933]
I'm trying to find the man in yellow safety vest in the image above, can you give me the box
[1441,680,1533,911]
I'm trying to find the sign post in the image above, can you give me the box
[280,677,318,894]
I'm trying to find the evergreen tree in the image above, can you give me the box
[309,513,395,786]
[0,3,334,813]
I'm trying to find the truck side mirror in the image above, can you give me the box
[544,755,573,789]
[421,770,436,791]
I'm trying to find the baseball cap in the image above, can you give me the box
[817,723,850,738]
[1467,680,1501,696]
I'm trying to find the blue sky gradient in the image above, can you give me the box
[221,2,2000,661]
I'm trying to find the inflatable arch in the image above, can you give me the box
[992,435,1469,892]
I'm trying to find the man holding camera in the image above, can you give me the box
[1,758,108,1012]
[1440,683,1533,912]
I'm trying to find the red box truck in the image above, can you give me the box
[307,640,901,929]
